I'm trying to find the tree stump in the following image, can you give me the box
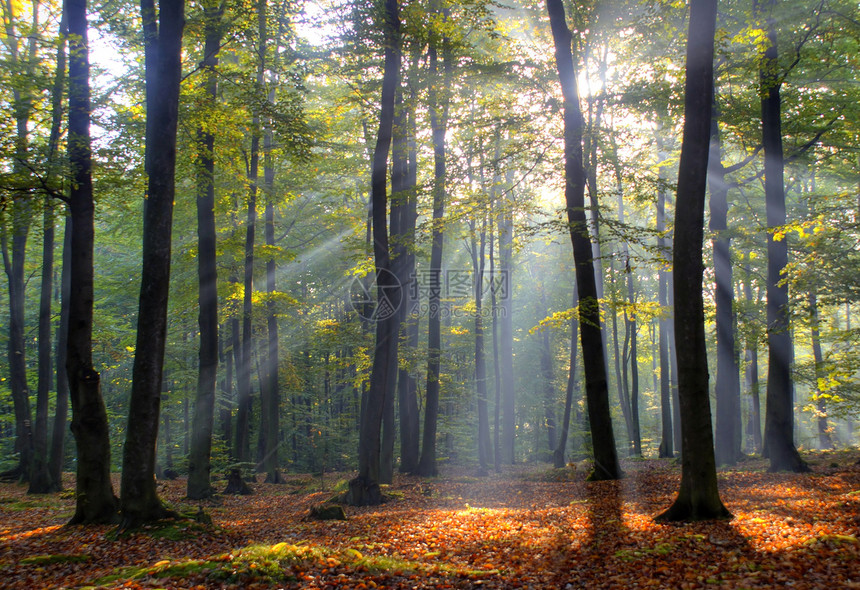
[309,504,346,521]
[344,476,382,506]
[223,468,253,495]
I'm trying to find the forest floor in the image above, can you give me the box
[1,450,859,589]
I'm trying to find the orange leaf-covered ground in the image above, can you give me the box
[1,451,859,589]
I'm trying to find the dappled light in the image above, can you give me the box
[2,455,859,588]
[1,0,858,586]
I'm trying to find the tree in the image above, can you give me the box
[50,221,71,489]
[120,0,185,527]
[348,0,400,504]
[66,0,119,524]
[546,0,620,481]
[756,0,808,473]
[29,7,69,494]
[554,289,579,469]
[415,9,450,478]
[656,146,674,459]
[656,0,731,522]
[395,68,420,474]
[187,0,222,501]
[710,96,741,467]
[1,0,39,484]
[808,290,834,450]
[235,0,267,465]
[470,215,491,475]
[498,162,515,466]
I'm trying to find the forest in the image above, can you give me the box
[1,0,859,586]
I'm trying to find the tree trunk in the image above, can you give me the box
[656,144,674,458]
[30,10,69,493]
[50,219,71,487]
[611,142,640,457]
[609,262,634,455]
[261,7,284,485]
[415,19,449,478]
[668,268,682,455]
[66,0,119,523]
[546,0,621,481]
[349,0,401,504]
[188,1,222,500]
[490,197,503,473]
[1,15,37,482]
[395,86,420,473]
[710,99,741,467]
[236,2,265,465]
[472,218,491,475]
[625,262,641,457]
[808,291,834,450]
[554,289,579,468]
[120,0,185,528]
[656,0,730,522]
[535,285,558,457]
[742,259,763,454]
[498,186,516,466]
[757,0,808,473]
[29,199,55,494]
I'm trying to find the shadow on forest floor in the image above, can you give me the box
[0,450,858,588]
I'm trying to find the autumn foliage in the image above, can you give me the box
[1,452,858,589]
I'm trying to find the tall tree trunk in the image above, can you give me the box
[349,0,401,503]
[490,195,502,473]
[609,261,633,455]
[396,75,420,473]
[584,41,610,394]
[228,313,241,458]
[471,218,491,475]
[656,0,730,522]
[236,1,266,466]
[656,140,674,458]
[66,0,119,523]
[554,289,579,468]
[757,0,808,473]
[625,258,641,457]
[742,259,763,453]
[498,182,516,466]
[1,4,39,483]
[808,291,834,450]
[29,199,55,494]
[710,98,741,467]
[415,19,449,478]
[546,0,620,481]
[30,9,69,494]
[121,0,185,528]
[535,285,558,457]
[668,268,682,455]
[261,8,284,485]
[611,141,640,457]
[380,83,407,484]
[50,219,71,487]
[188,0,222,500]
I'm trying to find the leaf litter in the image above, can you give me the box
[0,451,858,589]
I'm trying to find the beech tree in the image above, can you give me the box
[187,0,222,501]
[66,0,119,524]
[120,0,185,527]
[546,0,620,481]
[415,7,450,478]
[756,0,808,473]
[710,97,742,467]
[656,0,730,522]
[348,0,400,505]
